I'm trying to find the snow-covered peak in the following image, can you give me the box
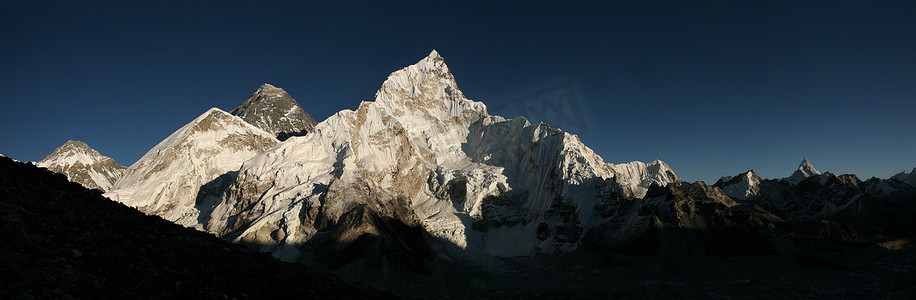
[200,51,680,259]
[786,158,822,184]
[107,107,279,226]
[39,140,110,169]
[718,170,761,200]
[891,167,916,187]
[374,49,465,109]
[38,140,125,191]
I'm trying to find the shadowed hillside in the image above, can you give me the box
[0,156,393,299]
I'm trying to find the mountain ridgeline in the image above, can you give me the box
[0,156,392,299]
[28,51,916,297]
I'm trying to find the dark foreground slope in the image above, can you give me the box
[0,156,392,299]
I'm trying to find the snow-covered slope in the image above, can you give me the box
[105,108,278,227]
[230,83,318,141]
[786,158,822,184]
[716,170,761,200]
[202,50,680,259]
[891,167,916,187]
[38,140,126,191]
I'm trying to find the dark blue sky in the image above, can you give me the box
[2,1,914,182]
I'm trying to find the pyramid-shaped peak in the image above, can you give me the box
[798,158,820,174]
[786,158,823,184]
[39,139,115,170]
[50,140,99,157]
[230,84,317,141]
[375,50,464,105]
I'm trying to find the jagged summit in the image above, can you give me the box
[786,158,822,184]
[230,83,318,141]
[374,50,464,109]
[38,140,125,191]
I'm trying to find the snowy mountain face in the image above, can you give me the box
[230,84,318,141]
[891,168,916,187]
[38,140,125,191]
[708,160,916,241]
[786,158,822,184]
[199,50,680,261]
[715,170,761,200]
[105,108,278,228]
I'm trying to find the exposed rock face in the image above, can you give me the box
[105,108,278,228]
[230,83,319,141]
[201,50,680,262]
[38,140,126,191]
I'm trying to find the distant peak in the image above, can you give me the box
[63,140,90,148]
[39,139,113,169]
[786,158,822,184]
[428,49,441,59]
[798,158,820,174]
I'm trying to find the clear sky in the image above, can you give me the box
[2,1,914,182]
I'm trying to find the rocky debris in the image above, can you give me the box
[230,83,319,141]
[37,140,126,191]
[0,156,392,299]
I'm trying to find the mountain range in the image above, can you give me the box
[19,50,916,297]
